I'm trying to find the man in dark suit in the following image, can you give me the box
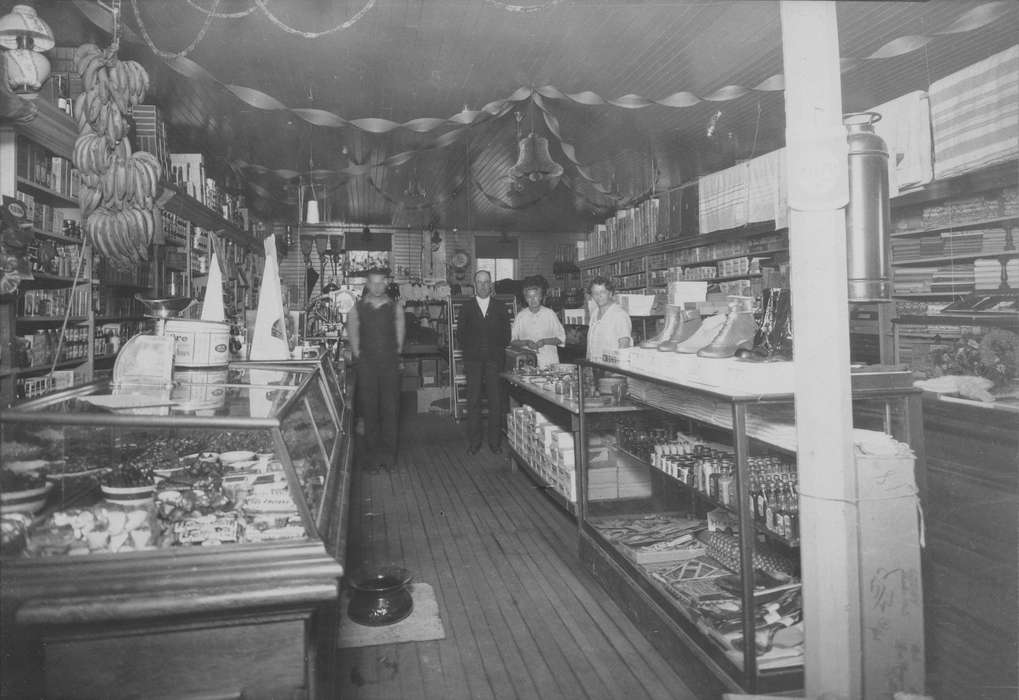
[458,270,512,455]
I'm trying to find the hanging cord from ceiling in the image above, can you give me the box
[130,0,221,59]
[185,0,257,20]
[748,100,762,160]
[253,0,375,39]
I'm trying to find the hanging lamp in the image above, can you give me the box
[0,5,54,98]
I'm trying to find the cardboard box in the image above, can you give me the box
[416,387,448,414]
[855,432,924,697]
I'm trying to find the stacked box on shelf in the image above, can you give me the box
[16,137,77,198]
[170,153,207,203]
[132,105,171,175]
[161,210,189,247]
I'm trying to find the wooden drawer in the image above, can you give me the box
[43,616,309,700]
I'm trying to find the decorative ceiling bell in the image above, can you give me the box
[509,132,563,183]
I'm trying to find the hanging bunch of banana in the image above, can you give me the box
[72,43,162,266]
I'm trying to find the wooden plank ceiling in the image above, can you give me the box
[39,0,1019,231]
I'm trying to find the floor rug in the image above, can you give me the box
[338,582,446,649]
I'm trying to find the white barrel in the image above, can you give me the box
[165,319,230,368]
[172,367,229,411]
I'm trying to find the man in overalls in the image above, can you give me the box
[348,269,405,469]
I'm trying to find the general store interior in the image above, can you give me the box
[0,1,1016,699]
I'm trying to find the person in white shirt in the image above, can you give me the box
[510,277,566,368]
[586,276,632,362]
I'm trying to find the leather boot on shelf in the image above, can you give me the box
[640,305,681,349]
[659,309,702,352]
[696,305,757,359]
[738,288,793,362]
[674,313,727,354]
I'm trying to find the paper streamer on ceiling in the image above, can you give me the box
[74,0,1009,136]
[483,0,563,13]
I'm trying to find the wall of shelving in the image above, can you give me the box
[888,163,1018,370]
[0,96,264,406]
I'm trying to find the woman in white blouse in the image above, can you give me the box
[510,277,566,368]
[585,276,632,362]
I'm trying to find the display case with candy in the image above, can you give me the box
[0,359,353,700]
[0,359,351,563]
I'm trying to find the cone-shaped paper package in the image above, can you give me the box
[201,249,226,322]
[250,236,290,361]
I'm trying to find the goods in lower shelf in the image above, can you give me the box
[589,513,705,564]
[589,513,803,671]
[616,418,800,544]
[508,404,577,502]
[0,428,312,558]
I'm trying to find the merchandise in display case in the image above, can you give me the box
[0,358,353,699]
[575,358,924,695]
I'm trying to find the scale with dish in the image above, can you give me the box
[113,295,195,387]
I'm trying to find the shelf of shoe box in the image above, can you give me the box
[507,404,581,509]
[582,228,788,294]
[889,165,1018,292]
[886,181,1019,369]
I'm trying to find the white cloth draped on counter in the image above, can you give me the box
[698,148,787,234]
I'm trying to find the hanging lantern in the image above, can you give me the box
[305,199,320,224]
[844,112,892,302]
[509,132,563,183]
[0,5,54,99]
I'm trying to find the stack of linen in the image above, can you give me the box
[974,258,1019,290]
[893,266,939,294]
[892,235,943,262]
[929,263,975,294]
[940,230,984,257]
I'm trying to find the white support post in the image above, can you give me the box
[780,3,861,698]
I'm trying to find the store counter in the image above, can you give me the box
[914,393,1018,698]
[0,359,354,699]
[501,370,642,517]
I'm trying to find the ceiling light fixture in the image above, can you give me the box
[0,4,54,99]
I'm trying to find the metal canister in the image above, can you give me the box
[844,112,892,302]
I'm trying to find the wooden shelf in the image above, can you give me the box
[157,183,258,251]
[12,358,87,376]
[32,228,82,245]
[894,250,1019,266]
[13,97,77,161]
[672,273,764,285]
[676,247,789,269]
[16,177,77,208]
[580,221,785,269]
[16,316,88,324]
[18,272,86,290]
[894,314,1019,328]
[96,316,146,323]
[891,214,1018,239]
[891,161,1019,209]
[891,292,973,299]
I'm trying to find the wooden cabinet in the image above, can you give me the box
[0,359,353,698]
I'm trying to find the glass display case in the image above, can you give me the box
[575,358,924,695]
[0,359,353,699]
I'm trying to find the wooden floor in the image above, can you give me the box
[336,411,702,700]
